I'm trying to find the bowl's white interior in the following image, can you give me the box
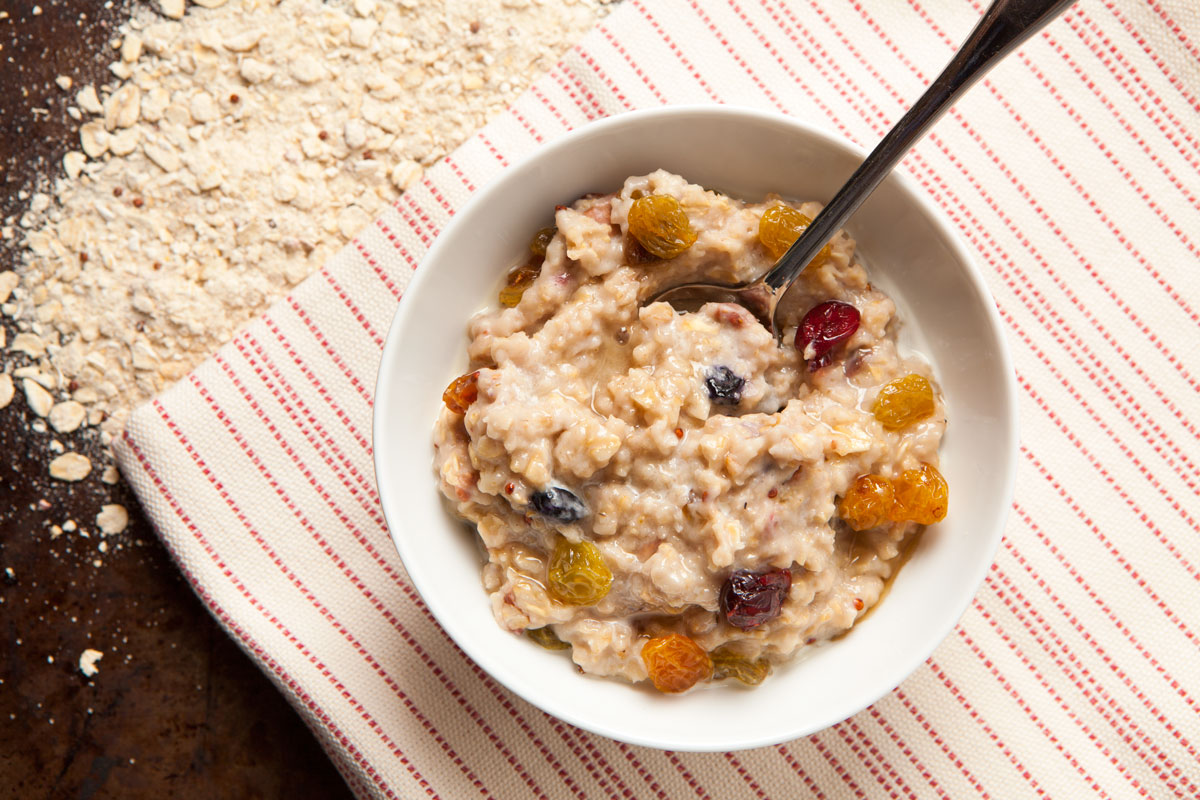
[373,107,1017,751]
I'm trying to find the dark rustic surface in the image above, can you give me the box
[0,2,353,797]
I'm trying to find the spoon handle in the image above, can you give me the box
[764,0,1074,296]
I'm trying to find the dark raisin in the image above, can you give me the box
[530,487,588,523]
[719,568,792,629]
[705,366,745,405]
[796,301,860,371]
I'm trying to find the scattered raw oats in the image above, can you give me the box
[55,75,74,91]
[49,453,93,482]
[11,332,46,359]
[79,648,104,678]
[101,466,121,485]
[96,504,130,535]
[49,401,87,434]
[22,379,54,417]
[0,375,12,409]
[4,0,613,441]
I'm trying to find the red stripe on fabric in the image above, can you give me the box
[1003,37,1200,321]
[615,742,672,800]
[808,733,868,799]
[974,579,1152,797]
[723,752,769,800]
[370,218,422,272]
[552,69,607,120]
[321,270,386,349]
[894,688,995,799]
[440,155,478,194]
[1021,445,1200,649]
[566,45,631,111]
[595,24,670,104]
[684,0,793,111]
[393,196,435,250]
[866,706,952,800]
[629,0,722,102]
[665,751,715,800]
[475,132,511,168]
[1142,0,1200,95]
[510,106,547,145]
[161,383,504,800]
[232,334,381,514]
[121,430,422,800]
[550,719,637,800]
[262,315,375,457]
[990,559,1198,790]
[284,297,375,406]
[1075,7,1200,159]
[1052,9,1200,212]
[1016,367,1199,551]
[1102,0,1200,123]
[1009,504,1199,716]
[776,743,829,799]
[927,648,1066,797]
[836,718,919,800]
[530,83,582,133]
[351,240,404,301]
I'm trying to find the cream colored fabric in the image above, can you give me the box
[116,1,1200,797]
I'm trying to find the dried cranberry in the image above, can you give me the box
[719,568,792,629]
[530,487,588,523]
[705,366,745,405]
[796,301,860,370]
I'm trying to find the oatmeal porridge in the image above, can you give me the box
[432,170,948,693]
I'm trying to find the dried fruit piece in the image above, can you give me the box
[499,261,541,307]
[529,226,556,257]
[627,194,697,259]
[547,537,612,605]
[530,486,588,523]
[710,645,770,686]
[873,373,936,430]
[442,370,479,414]
[704,365,745,406]
[891,464,949,525]
[837,474,896,531]
[758,203,833,263]
[796,301,860,370]
[641,633,712,693]
[719,568,792,629]
[527,626,571,651]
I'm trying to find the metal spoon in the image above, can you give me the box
[648,0,1075,338]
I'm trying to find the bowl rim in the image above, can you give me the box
[373,104,1019,750]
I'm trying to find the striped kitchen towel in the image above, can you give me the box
[115,0,1200,797]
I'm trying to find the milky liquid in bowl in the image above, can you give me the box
[373,106,1017,750]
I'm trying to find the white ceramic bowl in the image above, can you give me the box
[373,106,1017,751]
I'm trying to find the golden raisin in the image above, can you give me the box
[442,371,479,414]
[627,194,697,259]
[873,373,936,430]
[499,261,541,307]
[547,536,612,606]
[837,474,896,531]
[641,634,712,693]
[526,626,571,651]
[529,226,556,257]
[709,645,770,686]
[892,464,949,525]
[758,203,833,264]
